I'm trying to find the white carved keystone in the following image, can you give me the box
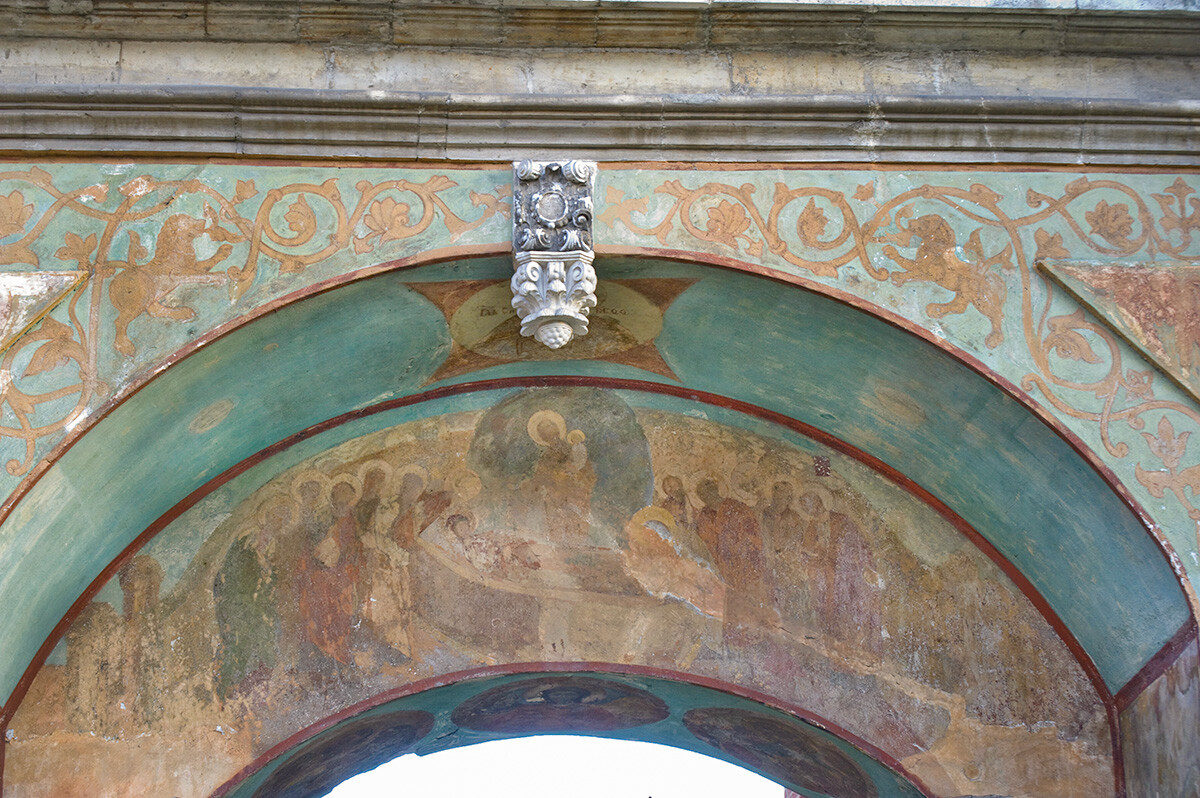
[511,160,597,349]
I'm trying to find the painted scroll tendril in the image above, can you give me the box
[0,169,511,477]
[601,174,1200,537]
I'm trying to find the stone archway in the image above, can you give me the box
[3,253,1186,797]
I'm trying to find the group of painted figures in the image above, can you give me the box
[53,397,1098,755]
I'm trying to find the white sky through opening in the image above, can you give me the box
[326,734,788,798]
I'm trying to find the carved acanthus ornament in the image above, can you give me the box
[511,160,597,349]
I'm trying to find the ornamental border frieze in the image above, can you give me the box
[0,161,1198,594]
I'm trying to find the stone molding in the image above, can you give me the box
[1,87,1199,164]
[0,2,1197,55]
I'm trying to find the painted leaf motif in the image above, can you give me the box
[705,200,751,248]
[796,200,829,247]
[55,233,97,267]
[1065,177,1092,196]
[1179,463,1200,495]
[468,189,512,219]
[597,186,649,230]
[1085,200,1135,247]
[1044,311,1102,364]
[853,182,874,202]
[967,183,1002,207]
[423,174,457,194]
[118,175,153,198]
[1159,177,1195,213]
[1033,228,1070,261]
[1142,415,1190,471]
[3,386,38,419]
[364,197,412,242]
[80,183,107,204]
[284,195,317,239]
[0,191,35,239]
[25,317,84,376]
[126,230,148,263]
[234,179,258,204]
[1026,188,1054,209]
[1135,463,1174,499]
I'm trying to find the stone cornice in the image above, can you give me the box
[1,87,1198,165]
[0,1,1197,56]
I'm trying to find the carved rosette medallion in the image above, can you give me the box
[512,160,597,349]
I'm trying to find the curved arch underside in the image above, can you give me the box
[220,670,928,798]
[0,256,1193,797]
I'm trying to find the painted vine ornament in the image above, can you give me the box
[511,160,598,349]
[600,173,1200,537]
[0,164,1197,564]
[0,167,511,478]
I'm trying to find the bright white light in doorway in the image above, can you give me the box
[326,734,787,798]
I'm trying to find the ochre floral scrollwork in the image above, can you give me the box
[1137,417,1200,522]
[0,168,511,477]
[603,173,1200,540]
[600,182,875,278]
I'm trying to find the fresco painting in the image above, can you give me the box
[0,164,1195,752]
[409,277,695,382]
[449,676,669,734]
[250,709,434,798]
[683,706,876,798]
[1041,261,1200,403]
[6,387,1114,796]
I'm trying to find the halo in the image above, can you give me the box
[566,429,586,446]
[289,468,332,504]
[763,476,799,504]
[647,505,716,564]
[527,410,567,447]
[729,460,761,505]
[447,467,483,501]
[628,505,678,540]
[357,458,394,489]
[654,467,688,497]
[795,484,835,520]
[256,492,296,527]
[687,470,727,510]
[395,463,429,490]
[328,472,362,503]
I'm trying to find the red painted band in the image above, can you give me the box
[1116,619,1200,713]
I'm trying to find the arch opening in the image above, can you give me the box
[328,735,785,798]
